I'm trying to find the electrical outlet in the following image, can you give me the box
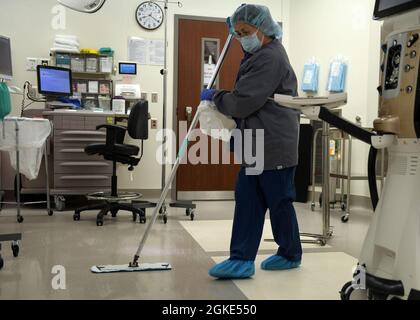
[39,58,49,66]
[151,93,158,103]
[151,118,158,129]
[26,58,38,71]
[141,92,148,101]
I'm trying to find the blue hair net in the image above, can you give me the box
[227,4,282,39]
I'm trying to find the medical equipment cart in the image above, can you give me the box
[0,117,52,221]
[0,117,52,270]
[311,127,386,223]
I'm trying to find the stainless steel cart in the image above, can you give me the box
[0,118,52,270]
[311,127,386,222]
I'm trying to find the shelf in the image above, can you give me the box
[73,71,112,76]
[330,173,384,181]
[77,93,112,96]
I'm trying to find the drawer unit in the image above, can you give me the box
[55,161,112,174]
[54,130,106,144]
[54,144,105,161]
[51,115,113,130]
[54,174,112,188]
[53,115,85,130]
[44,112,115,197]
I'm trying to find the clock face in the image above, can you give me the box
[136,1,164,30]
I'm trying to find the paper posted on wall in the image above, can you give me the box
[128,37,165,66]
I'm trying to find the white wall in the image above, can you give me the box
[0,0,288,190]
[288,0,382,197]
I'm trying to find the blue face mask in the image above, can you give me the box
[239,31,263,54]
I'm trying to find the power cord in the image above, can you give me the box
[20,81,47,116]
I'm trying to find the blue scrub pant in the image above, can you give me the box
[230,167,303,262]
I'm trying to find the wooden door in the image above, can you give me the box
[176,18,243,197]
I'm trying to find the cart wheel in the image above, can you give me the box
[341,215,349,223]
[140,217,147,224]
[159,205,167,214]
[54,196,66,212]
[310,203,315,211]
[340,281,355,300]
[132,213,137,222]
[0,255,4,270]
[73,213,80,221]
[17,216,24,223]
[111,209,118,218]
[96,219,104,227]
[190,212,195,221]
[163,215,168,224]
[319,194,323,207]
[48,209,54,217]
[11,243,19,258]
[320,239,327,247]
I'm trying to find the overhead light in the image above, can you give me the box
[57,0,106,13]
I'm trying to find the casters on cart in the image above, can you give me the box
[17,216,24,223]
[73,213,81,221]
[160,205,168,224]
[186,208,195,221]
[0,255,3,271]
[341,214,350,223]
[48,209,54,216]
[11,242,19,258]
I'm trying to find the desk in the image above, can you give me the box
[45,111,115,207]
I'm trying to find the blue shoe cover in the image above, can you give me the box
[209,259,255,279]
[261,255,301,271]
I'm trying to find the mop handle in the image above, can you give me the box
[131,34,235,265]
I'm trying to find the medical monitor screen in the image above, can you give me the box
[37,66,72,96]
[119,62,137,75]
[0,36,13,80]
[374,0,420,19]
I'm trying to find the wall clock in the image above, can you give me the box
[136,1,164,31]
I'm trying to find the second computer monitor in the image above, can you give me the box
[119,62,137,75]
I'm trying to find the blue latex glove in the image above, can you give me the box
[261,255,301,271]
[200,89,216,101]
[209,259,255,279]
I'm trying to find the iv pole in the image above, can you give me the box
[152,0,196,224]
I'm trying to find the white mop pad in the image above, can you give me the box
[91,263,172,273]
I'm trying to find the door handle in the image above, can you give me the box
[185,106,193,122]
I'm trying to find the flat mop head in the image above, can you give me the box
[91,263,172,274]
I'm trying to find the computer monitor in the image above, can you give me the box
[374,0,420,19]
[0,36,13,81]
[119,62,137,75]
[37,65,73,96]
